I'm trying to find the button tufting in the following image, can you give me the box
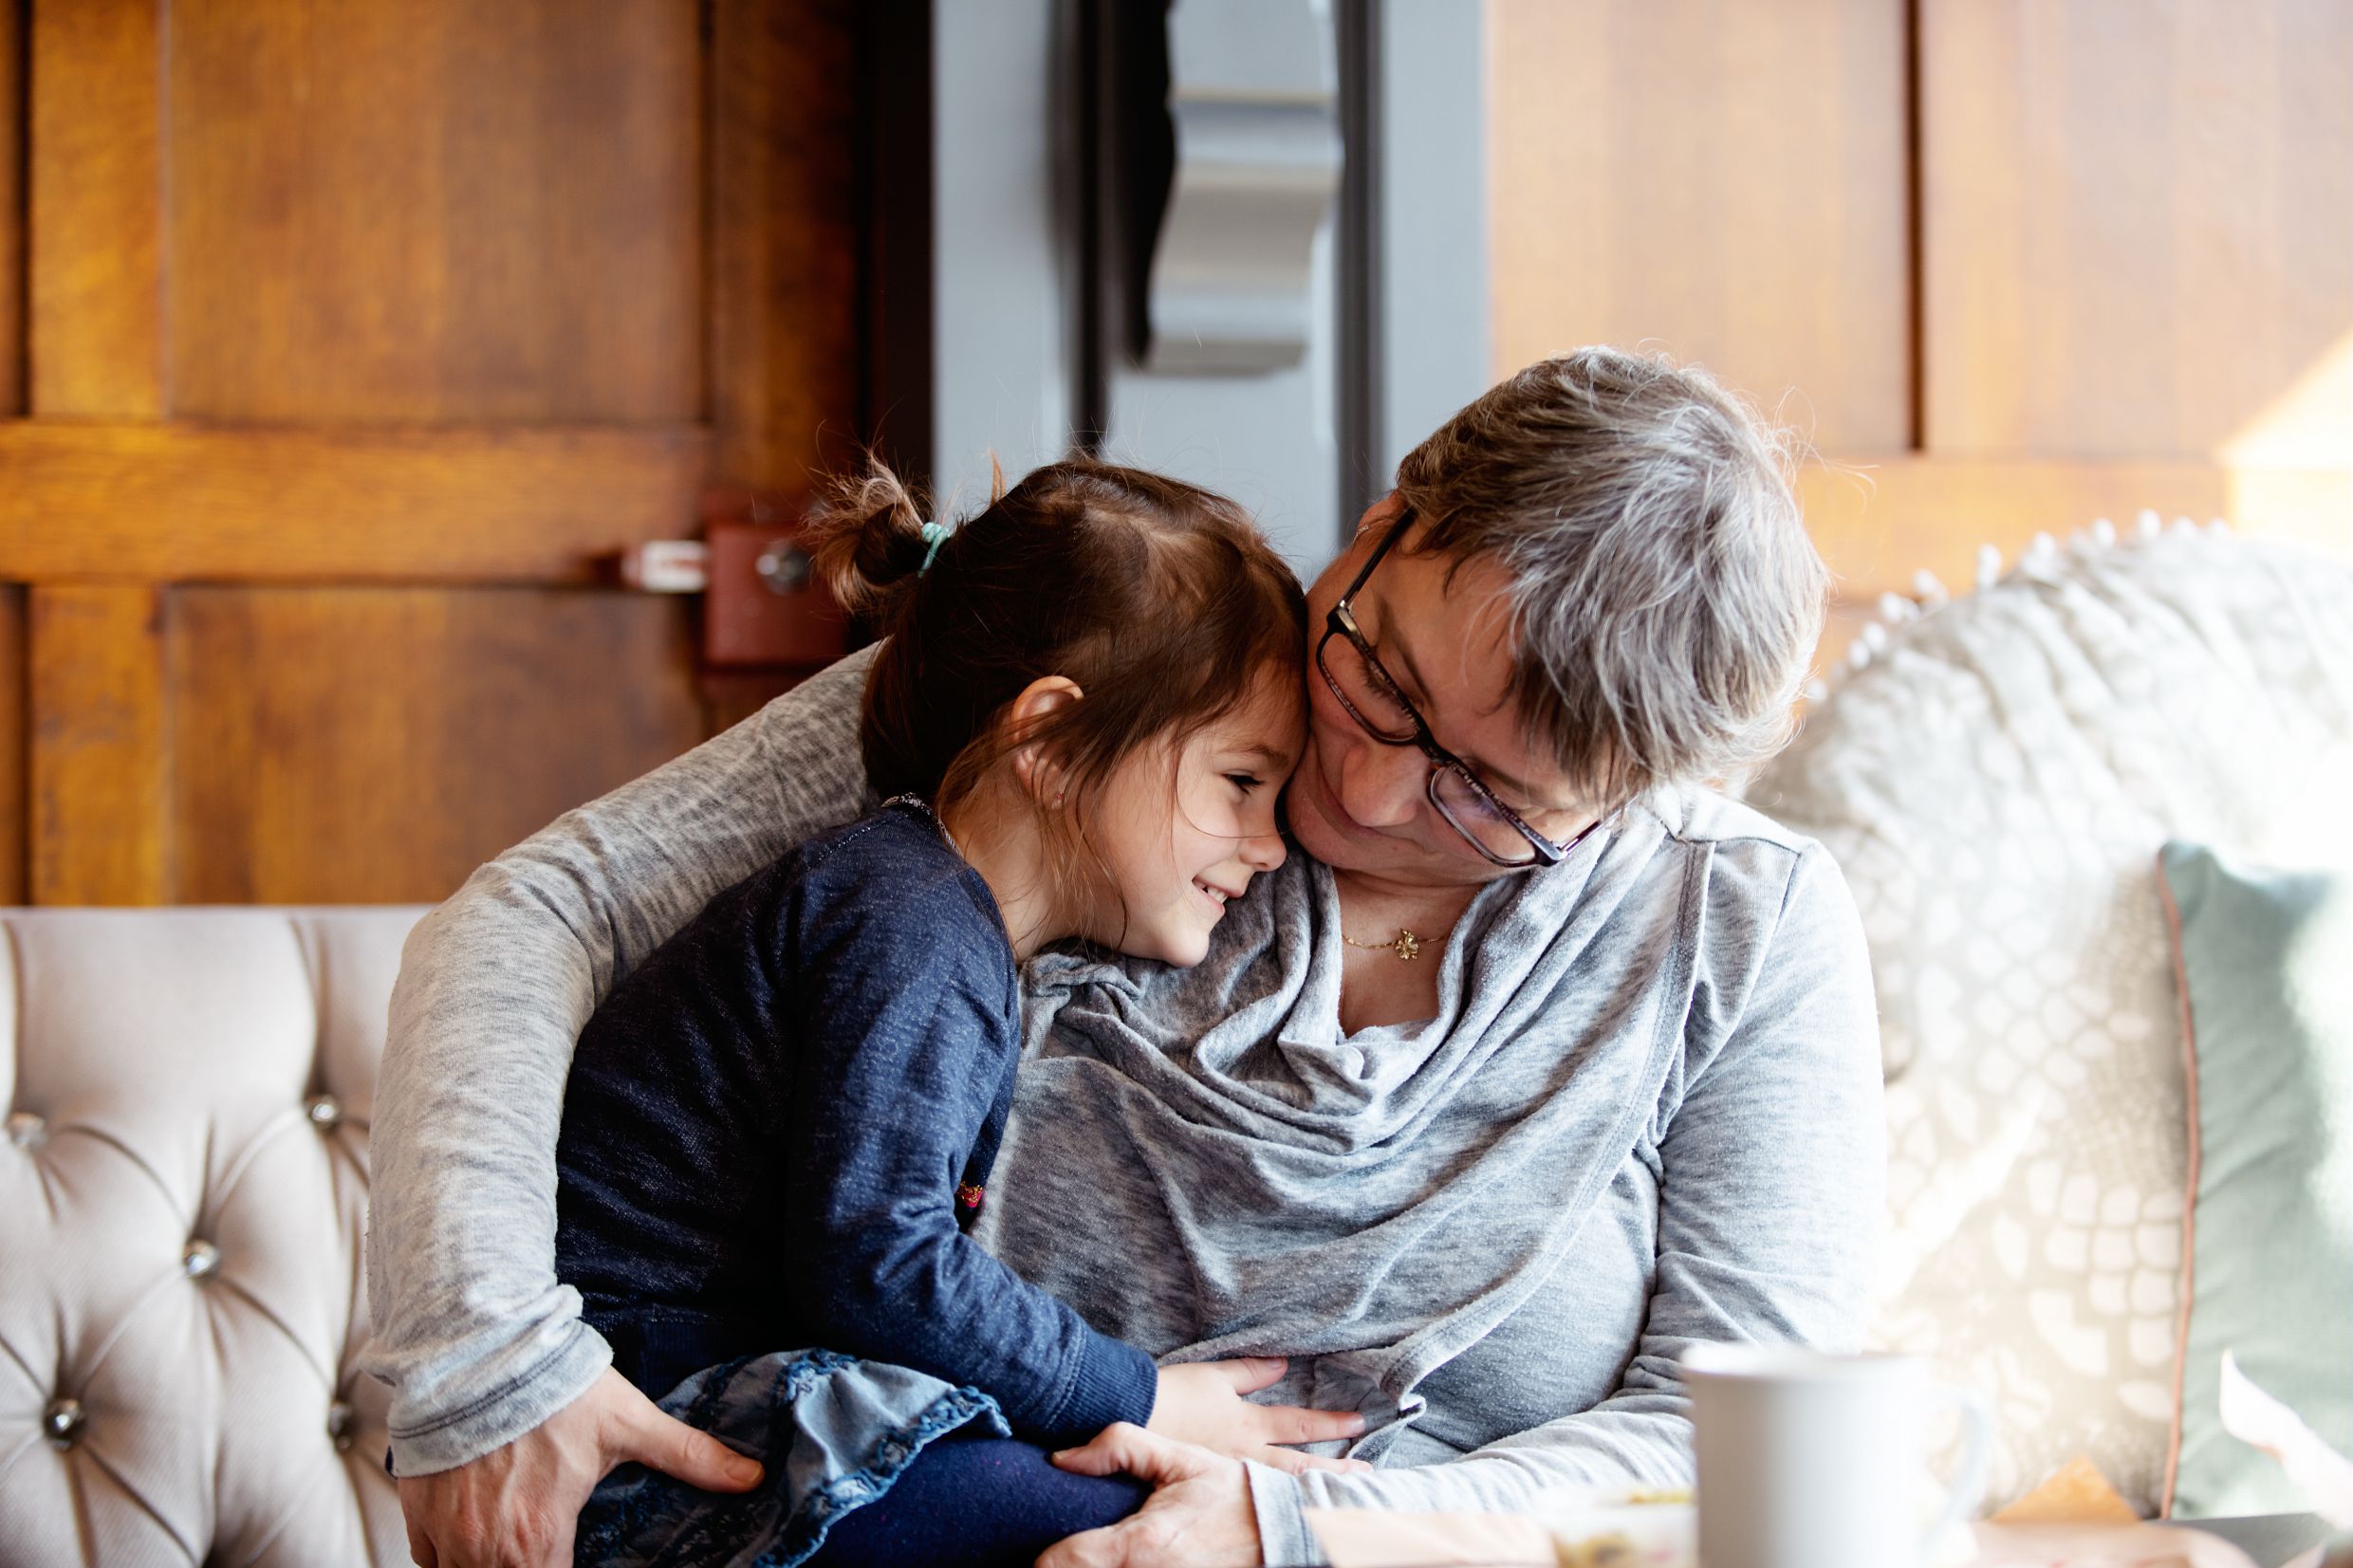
[306,1095,343,1131]
[43,1398,83,1450]
[7,1111,45,1151]
[326,1398,356,1452]
[182,1239,220,1279]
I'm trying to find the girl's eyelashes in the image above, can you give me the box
[1225,772,1267,794]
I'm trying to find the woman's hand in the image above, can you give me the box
[1043,1425,1262,1567]
[396,1367,763,1568]
[1147,1357,1370,1475]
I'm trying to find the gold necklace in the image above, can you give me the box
[1342,926,1446,962]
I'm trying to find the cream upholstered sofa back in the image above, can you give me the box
[1749,521,2353,1515]
[0,908,425,1567]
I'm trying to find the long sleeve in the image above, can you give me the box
[1246,844,1884,1564]
[362,646,880,1476]
[775,852,1158,1446]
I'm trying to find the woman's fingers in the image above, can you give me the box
[1251,1446,1375,1475]
[1202,1355,1288,1393]
[597,1374,765,1492]
[400,1503,439,1568]
[611,1407,764,1492]
[1249,1402,1367,1447]
[1052,1423,1220,1484]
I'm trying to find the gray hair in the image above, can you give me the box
[1393,346,1826,810]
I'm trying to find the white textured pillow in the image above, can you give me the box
[1749,521,2353,1513]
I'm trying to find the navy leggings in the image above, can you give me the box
[802,1432,1147,1568]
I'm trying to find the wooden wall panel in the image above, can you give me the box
[1,0,23,415]
[1922,0,2353,460]
[0,587,25,903]
[30,584,166,904]
[28,0,162,417]
[165,0,704,423]
[1798,455,2353,599]
[169,587,704,905]
[1487,0,1912,452]
[8,0,870,904]
[710,0,864,492]
[0,424,710,581]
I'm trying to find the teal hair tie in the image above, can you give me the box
[918,520,950,576]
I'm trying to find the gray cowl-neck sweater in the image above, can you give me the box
[363,645,1884,1564]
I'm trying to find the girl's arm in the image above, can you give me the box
[775,848,1160,1445]
[362,646,880,1477]
[773,830,1368,1467]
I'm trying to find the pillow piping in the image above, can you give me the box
[2155,851,2200,1521]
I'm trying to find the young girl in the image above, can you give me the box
[553,458,1354,1565]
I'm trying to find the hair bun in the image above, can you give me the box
[804,460,933,619]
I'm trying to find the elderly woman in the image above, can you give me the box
[367,347,1881,1568]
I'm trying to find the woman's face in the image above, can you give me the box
[1289,497,1599,891]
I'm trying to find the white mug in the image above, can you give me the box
[1682,1344,1992,1568]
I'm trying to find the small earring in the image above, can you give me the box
[1053,791,1065,807]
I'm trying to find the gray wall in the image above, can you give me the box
[926,0,1490,578]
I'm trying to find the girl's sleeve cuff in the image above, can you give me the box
[1045,1334,1159,1445]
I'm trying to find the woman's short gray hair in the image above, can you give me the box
[1393,346,1826,810]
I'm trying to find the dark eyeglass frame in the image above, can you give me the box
[1317,508,1597,868]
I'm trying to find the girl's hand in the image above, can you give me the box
[1146,1357,1372,1475]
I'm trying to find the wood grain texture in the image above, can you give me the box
[709,0,864,491]
[1797,454,2353,597]
[0,0,23,415]
[0,587,26,903]
[8,1,868,904]
[169,586,703,904]
[0,424,711,581]
[28,0,162,417]
[1487,0,1912,452]
[30,583,166,904]
[165,0,703,422]
[1921,0,2353,459]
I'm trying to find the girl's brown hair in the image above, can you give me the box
[804,454,1306,839]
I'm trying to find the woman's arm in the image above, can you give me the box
[1239,843,1885,1564]
[362,645,879,1476]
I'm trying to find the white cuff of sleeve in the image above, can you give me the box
[384,1319,612,1477]
[1243,1459,1320,1567]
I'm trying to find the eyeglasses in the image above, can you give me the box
[1316,509,1598,868]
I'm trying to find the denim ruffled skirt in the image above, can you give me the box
[575,1349,1010,1567]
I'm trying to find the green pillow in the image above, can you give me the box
[2158,841,2353,1518]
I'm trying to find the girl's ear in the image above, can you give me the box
[1007,675,1084,805]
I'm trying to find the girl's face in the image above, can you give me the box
[1073,665,1305,967]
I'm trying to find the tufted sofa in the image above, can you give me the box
[0,908,424,1566]
[4,525,2347,1566]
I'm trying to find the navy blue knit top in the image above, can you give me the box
[552,799,1158,1445]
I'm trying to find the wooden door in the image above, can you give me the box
[0,0,867,904]
[1487,0,2353,674]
